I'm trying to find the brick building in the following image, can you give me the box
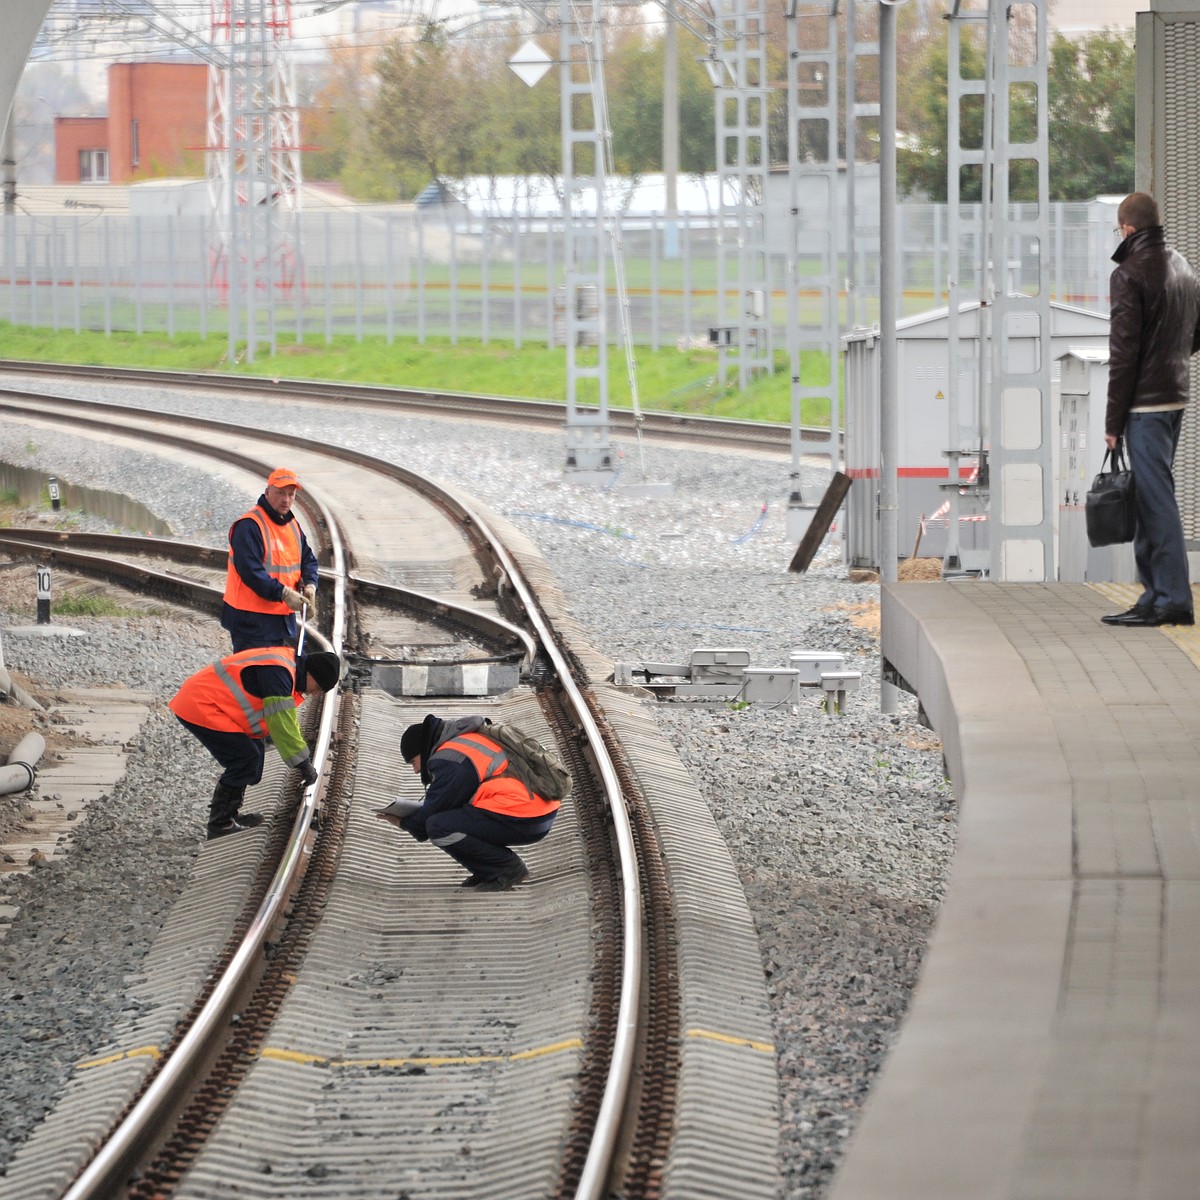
[55,61,208,184]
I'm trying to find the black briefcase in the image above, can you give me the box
[1085,441,1137,547]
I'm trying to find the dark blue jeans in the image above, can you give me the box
[176,717,266,788]
[1125,410,1192,613]
[426,806,557,879]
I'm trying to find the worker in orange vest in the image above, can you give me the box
[222,466,319,652]
[170,646,341,839]
[381,713,560,891]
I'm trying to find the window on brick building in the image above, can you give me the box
[79,150,109,183]
[131,120,139,167]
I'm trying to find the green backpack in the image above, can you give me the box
[487,721,573,801]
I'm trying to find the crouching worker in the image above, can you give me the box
[379,713,561,892]
[169,647,342,839]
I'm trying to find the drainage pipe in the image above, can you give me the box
[0,731,45,795]
[0,665,45,712]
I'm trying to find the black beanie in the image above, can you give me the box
[401,714,442,780]
[302,651,341,692]
[400,723,424,762]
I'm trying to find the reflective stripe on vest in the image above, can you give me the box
[223,507,304,616]
[442,732,509,781]
[170,646,297,738]
[439,732,560,819]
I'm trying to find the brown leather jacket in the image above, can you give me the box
[1106,226,1200,438]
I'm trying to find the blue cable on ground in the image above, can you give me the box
[504,511,637,540]
[731,503,768,544]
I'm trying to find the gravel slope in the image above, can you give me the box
[0,382,955,1198]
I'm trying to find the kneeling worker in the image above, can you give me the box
[170,646,342,839]
[381,713,560,891]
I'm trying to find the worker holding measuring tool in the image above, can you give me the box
[170,647,342,839]
[221,466,320,652]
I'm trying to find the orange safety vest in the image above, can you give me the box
[440,732,561,819]
[169,646,301,738]
[223,507,304,616]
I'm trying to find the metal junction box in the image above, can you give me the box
[843,301,1110,569]
[742,668,800,704]
[1057,347,1135,584]
[789,650,846,685]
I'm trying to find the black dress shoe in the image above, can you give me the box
[1100,605,1155,627]
[1154,606,1195,626]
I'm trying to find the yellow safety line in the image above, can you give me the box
[259,1036,583,1070]
[685,1027,776,1054]
[76,1045,161,1070]
[1090,582,1200,669]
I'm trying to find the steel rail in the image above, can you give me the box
[0,396,538,669]
[442,496,644,1200]
[0,531,536,670]
[15,389,644,1198]
[0,358,809,451]
[59,483,349,1200]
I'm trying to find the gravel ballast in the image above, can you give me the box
[0,380,956,1198]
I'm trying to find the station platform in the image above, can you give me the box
[828,581,1200,1200]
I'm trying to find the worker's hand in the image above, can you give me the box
[281,585,304,612]
[302,583,318,618]
[298,758,319,787]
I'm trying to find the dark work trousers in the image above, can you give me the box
[425,807,557,879]
[1125,409,1193,613]
[175,717,267,788]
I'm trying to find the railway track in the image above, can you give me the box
[0,389,779,1199]
[0,359,812,456]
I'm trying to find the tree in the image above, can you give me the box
[1047,31,1135,200]
[605,28,714,176]
[300,41,393,199]
[369,23,490,199]
[897,26,1135,203]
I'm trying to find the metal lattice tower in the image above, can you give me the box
[946,0,1053,581]
[712,0,770,390]
[558,0,613,475]
[944,2,990,574]
[208,0,303,362]
[785,0,840,533]
[844,0,878,331]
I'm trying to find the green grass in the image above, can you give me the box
[51,592,133,617]
[0,323,840,427]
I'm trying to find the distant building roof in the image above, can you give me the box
[8,181,367,217]
[443,173,725,217]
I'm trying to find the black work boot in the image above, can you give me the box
[207,782,248,840]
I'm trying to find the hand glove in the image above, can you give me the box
[281,585,304,612]
[302,583,318,618]
[298,758,319,787]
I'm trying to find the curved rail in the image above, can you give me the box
[10,389,645,1199]
[59,484,348,1200]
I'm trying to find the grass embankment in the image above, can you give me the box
[0,324,837,426]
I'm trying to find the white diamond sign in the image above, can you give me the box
[509,38,553,88]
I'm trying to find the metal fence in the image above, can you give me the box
[0,200,1118,352]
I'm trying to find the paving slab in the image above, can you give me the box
[829,582,1200,1200]
[0,688,152,938]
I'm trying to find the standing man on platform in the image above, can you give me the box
[222,467,320,652]
[1101,192,1200,628]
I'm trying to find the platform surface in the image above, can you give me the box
[828,581,1200,1200]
